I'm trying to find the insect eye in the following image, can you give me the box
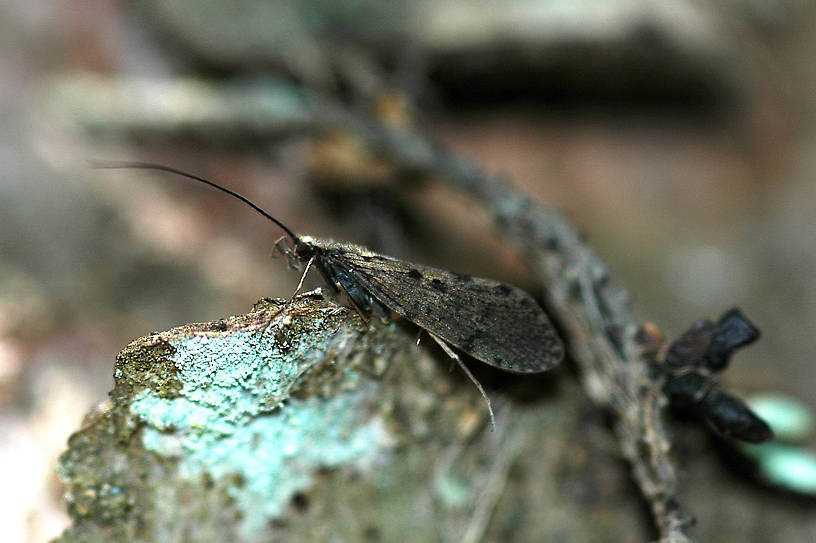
[295,243,314,258]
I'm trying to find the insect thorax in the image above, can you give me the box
[298,236,379,259]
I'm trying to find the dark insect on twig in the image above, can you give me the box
[93,161,565,426]
[661,308,772,443]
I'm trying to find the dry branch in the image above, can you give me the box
[325,107,696,542]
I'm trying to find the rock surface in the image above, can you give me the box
[53,292,645,543]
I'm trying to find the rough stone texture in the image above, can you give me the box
[53,292,648,543]
[55,293,412,542]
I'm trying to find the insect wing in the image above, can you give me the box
[331,252,563,373]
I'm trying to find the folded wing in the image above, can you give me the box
[332,252,563,373]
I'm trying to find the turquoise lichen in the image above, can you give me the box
[129,319,392,537]
[131,331,306,432]
[747,394,814,444]
[434,471,472,509]
[738,393,816,496]
[741,443,816,496]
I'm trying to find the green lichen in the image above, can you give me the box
[747,393,814,444]
[114,338,181,400]
[56,293,528,543]
[127,316,393,537]
[57,409,139,523]
[137,387,390,536]
[55,294,407,542]
[741,442,816,496]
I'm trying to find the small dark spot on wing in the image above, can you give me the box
[518,295,536,309]
[478,303,494,323]
[495,284,512,296]
[453,272,472,282]
[431,278,447,293]
[461,332,477,353]
[407,268,423,280]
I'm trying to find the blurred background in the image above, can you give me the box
[1,1,815,541]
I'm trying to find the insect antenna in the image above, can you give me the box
[91,160,299,243]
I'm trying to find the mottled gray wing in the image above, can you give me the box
[330,252,563,373]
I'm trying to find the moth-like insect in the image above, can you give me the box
[97,162,564,421]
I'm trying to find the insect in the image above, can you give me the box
[96,162,565,424]
[661,308,772,443]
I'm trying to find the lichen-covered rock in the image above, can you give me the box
[53,291,643,543]
[54,292,418,542]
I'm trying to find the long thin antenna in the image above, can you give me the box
[91,160,299,242]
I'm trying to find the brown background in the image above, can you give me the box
[1,1,814,541]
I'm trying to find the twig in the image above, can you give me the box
[325,108,695,542]
[60,75,694,540]
[461,408,521,543]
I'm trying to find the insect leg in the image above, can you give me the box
[259,306,287,335]
[272,235,288,256]
[273,236,299,269]
[260,255,316,336]
[428,332,495,429]
[289,255,316,301]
